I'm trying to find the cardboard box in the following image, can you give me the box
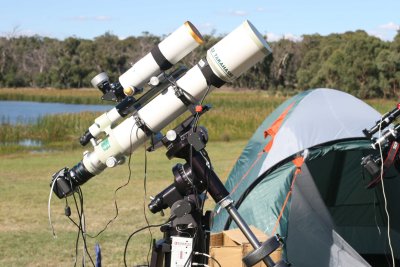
[209,226,282,267]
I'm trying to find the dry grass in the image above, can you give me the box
[0,87,105,104]
[0,140,246,266]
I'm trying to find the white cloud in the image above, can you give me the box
[266,32,282,42]
[368,22,399,41]
[0,26,55,38]
[266,32,302,42]
[283,33,303,42]
[228,10,248,17]
[379,22,400,30]
[71,16,87,21]
[368,30,385,40]
[70,15,112,22]
[198,22,215,35]
[95,16,112,21]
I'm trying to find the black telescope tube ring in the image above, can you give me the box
[151,46,173,71]
[199,62,225,88]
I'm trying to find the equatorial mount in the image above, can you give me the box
[148,111,289,267]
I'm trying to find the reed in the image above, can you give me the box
[0,88,104,104]
[0,88,398,154]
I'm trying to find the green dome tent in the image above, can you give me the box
[212,88,400,266]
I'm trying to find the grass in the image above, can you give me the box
[0,88,398,266]
[204,91,286,141]
[0,140,246,267]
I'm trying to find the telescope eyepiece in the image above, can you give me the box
[90,72,131,102]
[91,72,110,94]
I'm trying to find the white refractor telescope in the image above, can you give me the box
[51,20,272,198]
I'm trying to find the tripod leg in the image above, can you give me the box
[150,239,168,267]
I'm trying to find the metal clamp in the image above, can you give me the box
[134,116,153,136]
[172,85,197,114]
[218,196,234,209]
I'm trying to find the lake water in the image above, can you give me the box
[0,100,113,124]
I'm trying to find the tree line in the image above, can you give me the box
[0,30,399,98]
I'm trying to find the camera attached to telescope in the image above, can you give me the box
[361,104,400,188]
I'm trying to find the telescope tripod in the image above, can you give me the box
[148,120,288,267]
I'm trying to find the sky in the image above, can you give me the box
[1,0,399,42]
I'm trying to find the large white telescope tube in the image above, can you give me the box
[140,20,272,130]
[206,20,271,82]
[81,20,272,176]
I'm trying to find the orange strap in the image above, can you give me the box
[229,151,264,196]
[230,103,295,196]
[212,150,265,220]
[264,103,294,152]
[271,156,304,236]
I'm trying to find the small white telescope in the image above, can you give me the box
[82,21,204,144]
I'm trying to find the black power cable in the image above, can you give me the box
[123,218,173,267]
[71,189,95,267]
[82,122,137,239]
[193,252,222,267]
[142,144,153,266]
[183,83,212,267]
[64,119,141,267]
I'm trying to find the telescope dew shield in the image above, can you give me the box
[159,21,204,65]
[206,20,272,83]
[118,21,204,94]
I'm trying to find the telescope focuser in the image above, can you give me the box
[91,72,142,102]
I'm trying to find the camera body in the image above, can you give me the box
[361,154,382,179]
[362,106,400,188]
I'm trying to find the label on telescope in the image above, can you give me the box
[100,138,111,151]
[208,47,234,80]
